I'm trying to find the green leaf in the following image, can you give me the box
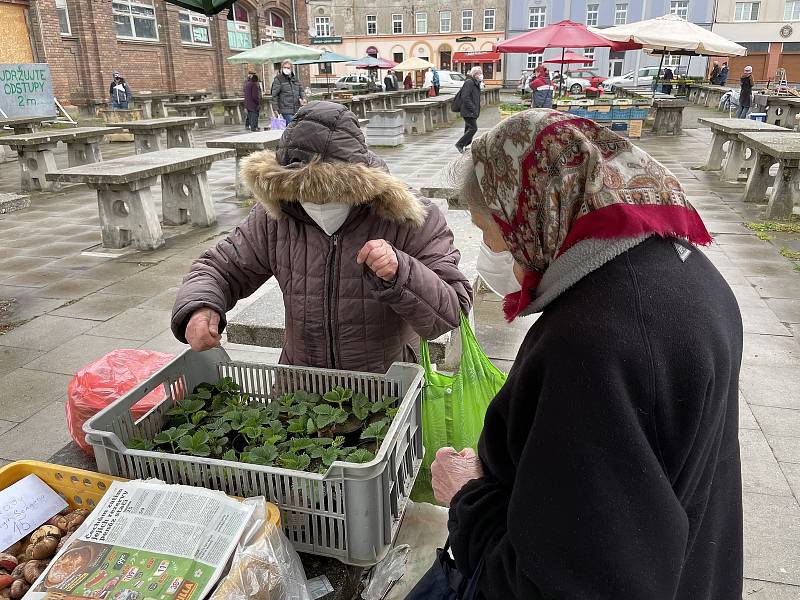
[278,452,312,471]
[313,437,334,447]
[333,408,348,425]
[191,410,209,425]
[247,445,278,466]
[177,432,211,457]
[322,447,341,467]
[154,426,189,445]
[196,388,212,400]
[361,419,389,441]
[222,449,238,461]
[346,448,375,464]
[287,417,308,433]
[289,402,310,417]
[306,416,318,435]
[129,437,155,451]
[313,404,334,416]
[290,438,316,452]
[351,393,370,421]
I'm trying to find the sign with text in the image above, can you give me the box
[0,63,56,118]
[311,36,342,45]
[0,474,68,550]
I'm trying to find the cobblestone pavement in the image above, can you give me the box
[0,104,799,598]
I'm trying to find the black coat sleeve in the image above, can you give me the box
[448,330,691,599]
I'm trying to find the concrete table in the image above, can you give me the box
[174,90,210,102]
[402,103,434,135]
[738,132,800,219]
[696,118,790,182]
[45,148,233,250]
[365,110,405,147]
[764,96,800,128]
[165,101,216,127]
[420,96,454,127]
[651,99,687,136]
[206,130,282,198]
[133,92,176,119]
[0,115,56,135]
[0,126,122,192]
[221,98,245,125]
[112,117,207,154]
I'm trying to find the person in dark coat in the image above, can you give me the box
[739,65,754,118]
[244,74,261,132]
[720,62,729,85]
[270,59,304,125]
[432,109,743,600]
[384,70,397,91]
[455,66,483,153]
[529,64,553,108]
[109,71,132,109]
[709,61,721,84]
[662,66,674,95]
[403,73,413,89]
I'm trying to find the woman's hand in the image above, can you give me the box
[431,447,484,507]
[185,308,221,351]
[357,239,398,282]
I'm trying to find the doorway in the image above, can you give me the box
[608,51,625,77]
[440,51,452,70]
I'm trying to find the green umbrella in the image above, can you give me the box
[227,40,323,65]
[293,50,356,95]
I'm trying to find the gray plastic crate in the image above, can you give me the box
[83,347,425,566]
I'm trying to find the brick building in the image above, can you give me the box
[1,0,308,110]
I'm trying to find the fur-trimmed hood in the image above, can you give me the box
[240,149,427,226]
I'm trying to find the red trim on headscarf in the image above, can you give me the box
[503,270,542,322]
[556,203,712,258]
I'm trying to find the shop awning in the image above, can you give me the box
[453,51,501,63]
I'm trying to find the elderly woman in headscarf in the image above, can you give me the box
[430,110,743,599]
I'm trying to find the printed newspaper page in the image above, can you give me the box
[28,480,255,600]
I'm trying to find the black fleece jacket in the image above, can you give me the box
[449,236,744,600]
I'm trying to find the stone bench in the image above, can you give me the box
[221,98,245,125]
[398,89,426,104]
[420,96,455,127]
[650,99,687,136]
[764,96,800,128]
[114,117,207,154]
[739,132,800,218]
[226,200,480,368]
[0,126,122,192]
[207,130,283,198]
[174,90,210,102]
[45,148,234,250]
[365,109,405,147]
[695,117,790,182]
[165,100,217,127]
[0,114,56,135]
[481,86,501,106]
[402,103,435,135]
[132,92,176,119]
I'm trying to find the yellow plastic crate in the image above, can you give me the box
[0,460,280,525]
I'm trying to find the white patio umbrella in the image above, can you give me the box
[393,57,436,71]
[596,14,746,87]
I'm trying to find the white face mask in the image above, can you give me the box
[477,242,522,298]
[283,68,292,76]
[301,202,351,236]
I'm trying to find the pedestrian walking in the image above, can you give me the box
[172,101,472,374]
[454,66,482,154]
[432,67,440,96]
[270,59,304,126]
[244,73,261,131]
[709,61,721,85]
[720,62,729,86]
[383,70,396,91]
[738,65,753,118]
[109,71,132,109]
[429,109,742,600]
[662,67,674,95]
[529,65,554,108]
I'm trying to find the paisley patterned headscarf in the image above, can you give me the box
[469,109,712,320]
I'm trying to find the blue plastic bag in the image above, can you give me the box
[271,116,286,130]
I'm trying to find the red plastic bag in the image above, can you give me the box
[66,349,174,454]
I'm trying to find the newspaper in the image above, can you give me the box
[28,480,255,600]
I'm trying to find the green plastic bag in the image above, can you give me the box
[412,312,508,504]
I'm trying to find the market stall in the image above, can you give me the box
[452,51,502,85]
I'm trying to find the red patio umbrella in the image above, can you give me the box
[496,19,641,95]
[545,51,595,64]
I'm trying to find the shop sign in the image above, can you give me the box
[0,63,55,118]
[455,36,477,42]
[312,36,343,45]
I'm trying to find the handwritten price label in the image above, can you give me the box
[0,474,67,550]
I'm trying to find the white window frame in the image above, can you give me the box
[366,14,376,35]
[55,0,71,35]
[112,0,158,41]
[582,47,595,60]
[527,53,543,69]
[314,16,331,37]
[586,3,598,26]
[529,6,546,29]
[416,12,427,34]
[462,9,473,32]
[483,8,495,31]
[179,10,211,46]
[734,1,760,20]
[439,10,451,33]
[614,3,628,24]
[669,0,689,19]
[786,0,800,19]
[392,13,403,34]
[664,54,682,67]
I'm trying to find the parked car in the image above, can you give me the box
[425,70,466,92]
[567,69,607,89]
[602,67,669,92]
[553,73,593,95]
[334,74,372,89]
